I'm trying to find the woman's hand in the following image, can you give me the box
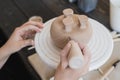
[2,21,43,54]
[54,41,91,80]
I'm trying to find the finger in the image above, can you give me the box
[22,21,43,28]
[83,47,91,73]
[16,25,42,35]
[81,54,91,75]
[60,42,71,69]
[83,46,91,62]
[61,42,71,57]
[20,39,34,48]
[20,25,42,33]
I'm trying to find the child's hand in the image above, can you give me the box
[2,21,43,54]
[54,41,91,80]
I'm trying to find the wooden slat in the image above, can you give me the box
[28,53,55,80]
[0,0,27,38]
[13,0,57,22]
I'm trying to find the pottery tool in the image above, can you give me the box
[28,46,35,50]
[98,60,120,80]
[111,31,120,41]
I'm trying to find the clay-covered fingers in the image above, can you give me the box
[60,42,71,69]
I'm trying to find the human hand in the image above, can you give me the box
[2,21,43,54]
[54,41,91,80]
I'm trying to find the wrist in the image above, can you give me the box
[1,43,14,55]
[0,46,11,69]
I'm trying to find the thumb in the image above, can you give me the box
[20,39,34,48]
[60,42,71,69]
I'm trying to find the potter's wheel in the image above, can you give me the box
[35,18,113,71]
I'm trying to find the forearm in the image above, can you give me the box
[0,55,10,69]
[0,45,11,69]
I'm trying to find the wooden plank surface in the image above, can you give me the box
[13,0,57,22]
[0,0,27,38]
[28,54,55,80]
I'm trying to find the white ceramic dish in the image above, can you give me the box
[35,18,113,71]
